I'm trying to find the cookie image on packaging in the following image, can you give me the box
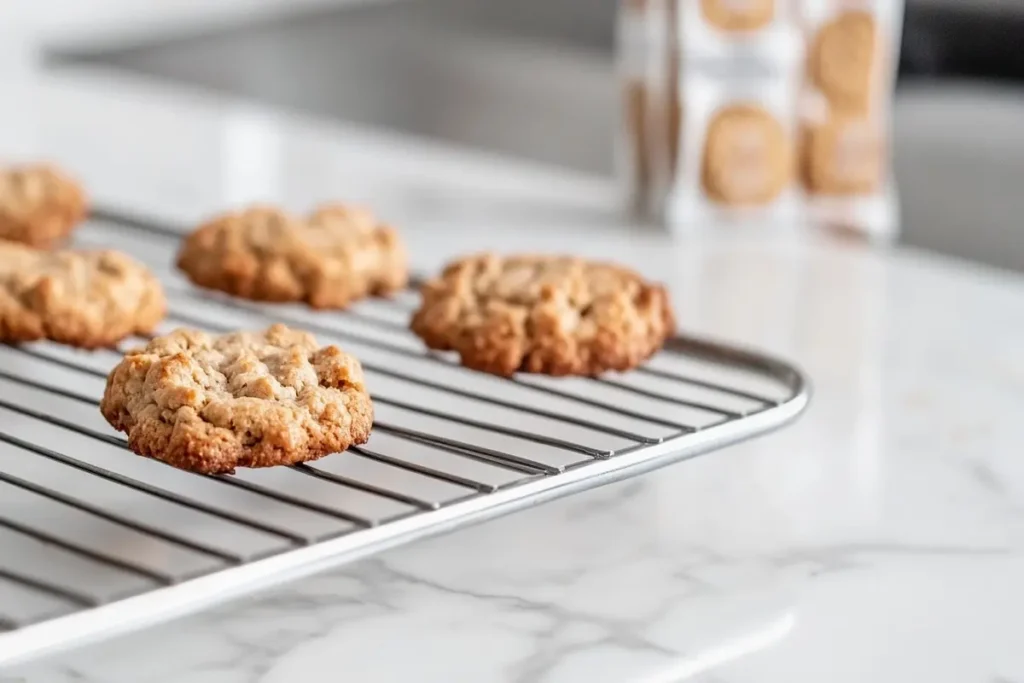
[0,164,88,249]
[410,253,676,377]
[701,104,792,206]
[101,324,373,474]
[177,204,408,309]
[809,10,880,113]
[802,115,884,195]
[701,0,775,32]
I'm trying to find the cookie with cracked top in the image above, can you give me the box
[0,164,88,248]
[101,324,373,474]
[410,253,676,377]
[0,242,166,348]
[176,204,408,309]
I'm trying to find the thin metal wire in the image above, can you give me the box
[0,470,243,565]
[0,432,309,545]
[355,365,658,445]
[88,207,184,240]
[0,568,97,608]
[0,367,103,407]
[0,517,173,586]
[334,300,780,409]
[593,377,744,418]
[210,476,376,527]
[351,447,495,493]
[12,346,108,380]
[162,292,698,432]
[293,464,441,511]
[372,396,610,458]
[162,306,659,445]
[633,365,779,406]
[371,421,559,474]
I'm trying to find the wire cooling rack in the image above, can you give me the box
[0,209,809,666]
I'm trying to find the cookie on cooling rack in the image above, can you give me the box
[101,324,373,474]
[0,164,88,249]
[0,242,166,348]
[410,253,676,377]
[176,204,408,309]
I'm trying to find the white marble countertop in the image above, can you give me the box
[1,62,1023,682]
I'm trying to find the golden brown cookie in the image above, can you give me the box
[702,104,791,205]
[802,115,884,195]
[0,243,166,348]
[809,10,880,113]
[101,324,373,474]
[701,0,774,32]
[176,204,408,309]
[410,253,675,377]
[0,164,88,249]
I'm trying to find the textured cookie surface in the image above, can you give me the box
[702,104,791,206]
[411,254,676,377]
[0,242,166,348]
[701,0,774,32]
[810,10,879,113]
[101,324,373,474]
[176,204,408,308]
[0,165,88,248]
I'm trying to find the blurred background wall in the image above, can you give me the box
[22,0,1024,272]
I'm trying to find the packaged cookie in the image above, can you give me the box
[667,74,801,228]
[615,0,905,242]
[664,0,806,230]
[798,0,905,240]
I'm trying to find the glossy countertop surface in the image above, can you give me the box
[1,62,1023,682]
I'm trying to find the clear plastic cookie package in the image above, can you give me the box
[616,0,906,241]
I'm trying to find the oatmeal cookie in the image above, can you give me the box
[176,204,408,308]
[0,164,88,248]
[809,10,880,113]
[701,0,774,32]
[0,242,166,348]
[410,253,675,377]
[101,324,373,474]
